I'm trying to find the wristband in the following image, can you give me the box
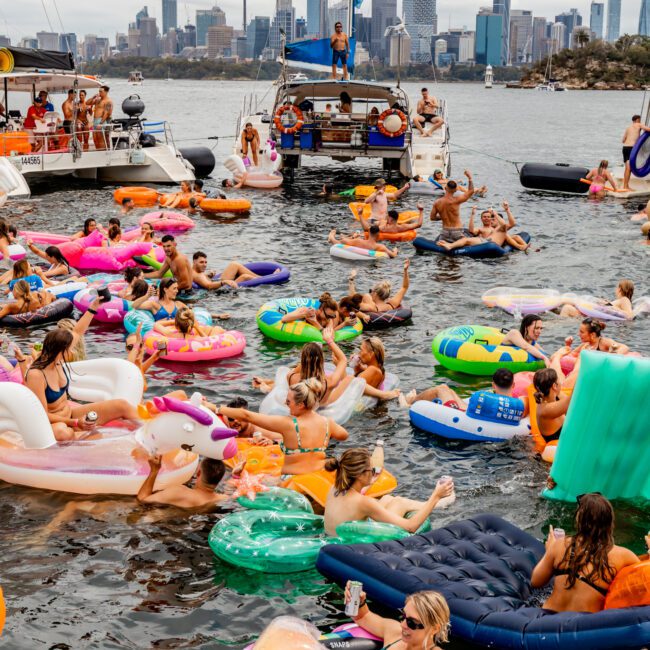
[88,308,98,315]
[72,418,79,428]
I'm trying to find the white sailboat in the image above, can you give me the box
[536,51,566,92]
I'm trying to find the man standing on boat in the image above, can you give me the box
[87,85,113,151]
[622,115,650,191]
[330,22,350,81]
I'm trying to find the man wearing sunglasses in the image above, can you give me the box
[330,22,350,80]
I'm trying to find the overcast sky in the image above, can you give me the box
[0,1,643,41]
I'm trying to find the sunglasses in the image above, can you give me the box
[125,343,135,351]
[399,609,424,631]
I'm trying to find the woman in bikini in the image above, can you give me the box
[0,219,13,265]
[501,314,550,366]
[559,279,635,320]
[240,122,260,167]
[324,448,454,536]
[344,584,451,650]
[136,221,161,244]
[565,317,629,356]
[25,312,139,441]
[531,493,648,612]
[586,159,617,199]
[0,279,55,320]
[153,306,225,339]
[75,89,90,151]
[25,242,74,278]
[348,259,410,314]
[280,291,342,330]
[132,277,184,321]
[217,379,348,476]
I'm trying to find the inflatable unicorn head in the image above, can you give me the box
[137,393,238,460]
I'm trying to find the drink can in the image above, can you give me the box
[345,581,362,617]
[85,411,98,425]
[553,527,566,539]
[252,432,262,440]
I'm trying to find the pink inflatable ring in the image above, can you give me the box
[140,211,195,232]
[143,328,246,362]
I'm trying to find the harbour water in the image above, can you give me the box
[1,81,649,648]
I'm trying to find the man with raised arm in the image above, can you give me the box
[430,169,475,242]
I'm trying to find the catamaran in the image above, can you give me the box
[233,0,450,180]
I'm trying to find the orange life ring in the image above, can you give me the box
[604,560,650,609]
[199,198,252,214]
[274,105,304,135]
[158,192,206,209]
[377,108,408,138]
[113,186,159,207]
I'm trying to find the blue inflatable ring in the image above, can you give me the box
[316,513,650,650]
[630,130,650,178]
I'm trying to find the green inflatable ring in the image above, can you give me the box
[136,253,173,278]
[208,488,431,573]
[432,324,545,376]
[256,297,362,343]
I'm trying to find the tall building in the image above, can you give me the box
[475,8,503,66]
[550,22,566,54]
[371,0,398,62]
[139,16,159,57]
[403,0,438,63]
[355,13,373,49]
[306,0,321,35]
[136,6,149,29]
[329,0,349,36]
[433,38,447,66]
[607,0,621,42]
[116,33,129,51]
[388,30,411,66]
[532,16,548,61]
[59,33,77,56]
[96,37,110,59]
[162,0,178,35]
[295,17,307,39]
[127,26,140,54]
[37,31,59,51]
[492,0,510,67]
[196,6,226,46]
[207,24,233,57]
[82,34,97,60]
[436,29,475,63]
[184,24,197,48]
[248,16,270,58]
[270,0,295,51]
[509,10,532,63]
[554,9,582,49]
[20,37,39,49]
[0,35,11,48]
[639,0,650,35]
[590,2,605,39]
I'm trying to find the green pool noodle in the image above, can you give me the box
[137,253,173,278]
[543,351,650,502]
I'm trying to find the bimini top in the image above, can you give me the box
[277,79,407,106]
[0,71,102,93]
[316,513,650,650]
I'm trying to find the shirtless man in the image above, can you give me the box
[430,169,474,242]
[622,114,650,190]
[87,85,113,150]
[145,234,193,295]
[330,22,350,80]
[61,89,75,137]
[137,455,228,509]
[329,225,398,258]
[192,251,267,289]
[75,89,90,150]
[358,205,424,234]
[412,88,444,136]
[364,178,410,219]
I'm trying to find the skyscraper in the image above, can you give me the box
[492,0,510,66]
[306,0,321,35]
[550,22,566,54]
[476,8,503,66]
[139,16,159,57]
[59,32,77,55]
[590,2,605,39]
[555,9,582,49]
[606,0,621,42]
[371,0,398,62]
[509,10,532,63]
[136,6,149,29]
[270,0,295,51]
[639,0,650,35]
[196,6,226,46]
[248,16,270,58]
[532,16,548,61]
[162,0,178,35]
[36,31,59,51]
[403,0,438,63]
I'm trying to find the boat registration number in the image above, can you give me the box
[20,156,41,165]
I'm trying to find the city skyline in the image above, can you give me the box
[0,0,644,42]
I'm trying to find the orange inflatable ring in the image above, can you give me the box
[113,186,159,207]
[224,439,284,477]
[350,203,418,224]
[274,105,304,135]
[282,468,397,508]
[158,192,206,209]
[605,560,650,609]
[377,108,408,138]
[364,229,417,242]
[0,585,5,637]
[199,198,252,214]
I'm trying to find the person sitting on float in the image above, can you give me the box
[358,206,424,235]
[564,317,629,356]
[348,259,410,314]
[70,217,98,240]
[279,291,342,330]
[216,379,349,476]
[500,314,550,366]
[1,259,58,292]
[559,280,635,320]
[0,279,55,320]
[159,180,195,209]
[344,581,451,650]
[328,225,399,258]
[131,277,184,321]
[252,323,349,407]
[25,323,139,441]
[136,221,162,245]
[116,267,145,300]
[325,448,454,536]
[218,397,278,439]
[25,241,74,278]
[153,306,225,340]
[337,294,370,328]
[531,493,649,613]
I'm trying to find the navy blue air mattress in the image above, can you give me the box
[316,514,650,650]
[413,232,531,258]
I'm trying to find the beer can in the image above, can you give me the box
[85,411,98,425]
[553,528,566,539]
[345,581,363,617]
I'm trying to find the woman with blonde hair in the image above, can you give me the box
[585,159,617,198]
[324,448,454,536]
[559,279,635,320]
[0,279,55,320]
[349,259,410,314]
[153,306,224,339]
[216,378,349,475]
[344,582,451,650]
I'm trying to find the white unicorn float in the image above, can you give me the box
[0,359,237,494]
[224,140,283,189]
